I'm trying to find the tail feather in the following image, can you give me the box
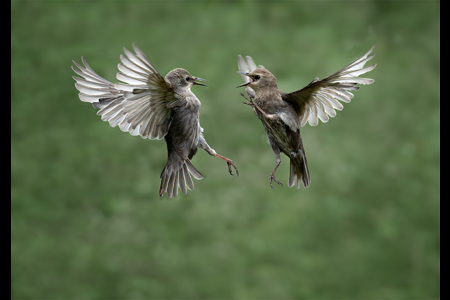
[178,165,187,195]
[183,163,194,190]
[185,159,203,180]
[159,157,203,198]
[288,150,310,189]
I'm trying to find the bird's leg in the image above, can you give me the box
[213,153,239,176]
[240,93,269,118]
[270,155,283,190]
[268,138,283,190]
[198,136,239,176]
[240,93,258,116]
[240,93,279,121]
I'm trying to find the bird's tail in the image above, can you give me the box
[159,155,203,198]
[288,149,310,189]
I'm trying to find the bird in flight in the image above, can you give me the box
[72,43,238,198]
[237,46,376,190]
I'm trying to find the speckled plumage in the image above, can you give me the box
[237,46,376,189]
[72,43,237,198]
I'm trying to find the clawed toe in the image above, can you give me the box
[214,153,239,177]
[240,93,255,107]
[227,161,239,177]
[240,93,269,119]
[269,174,283,190]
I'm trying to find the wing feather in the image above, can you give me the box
[281,46,376,127]
[117,63,149,80]
[72,43,182,140]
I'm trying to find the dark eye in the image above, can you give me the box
[254,75,260,80]
[185,77,190,82]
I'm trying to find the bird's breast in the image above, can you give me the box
[255,99,278,115]
[167,102,201,154]
[262,117,284,140]
[260,113,300,157]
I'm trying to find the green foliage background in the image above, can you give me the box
[11,0,439,299]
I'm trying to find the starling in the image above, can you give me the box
[237,46,376,189]
[72,43,238,198]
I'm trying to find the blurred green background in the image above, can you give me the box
[11,0,439,299]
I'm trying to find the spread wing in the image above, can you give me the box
[282,46,376,127]
[237,54,265,98]
[72,43,176,139]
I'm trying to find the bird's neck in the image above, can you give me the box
[174,86,192,96]
[255,86,280,99]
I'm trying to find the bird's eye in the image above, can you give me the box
[185,77,190,82]
[254,75,261,80]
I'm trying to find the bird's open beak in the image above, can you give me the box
[236,71,252,87]
[192,77,206,86]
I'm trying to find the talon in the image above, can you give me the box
[269,174,283,190]
[240,93,253,104]
[240,93,269,119]
[227,161,239,177]
[215,153,239,177]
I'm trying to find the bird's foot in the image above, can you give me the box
[240,93,269,118]
[226,159,239,177]
[215,154,239,176]
[270,174,283,190]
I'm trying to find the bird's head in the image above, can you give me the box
[165,68,206,92]
[236,68,277,90]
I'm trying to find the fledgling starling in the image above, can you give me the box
[237,46,376,190]
[72,43,238,198]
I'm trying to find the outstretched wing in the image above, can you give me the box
[282,46,376,127]
[72,43,175,139]
[237,54,265,98]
